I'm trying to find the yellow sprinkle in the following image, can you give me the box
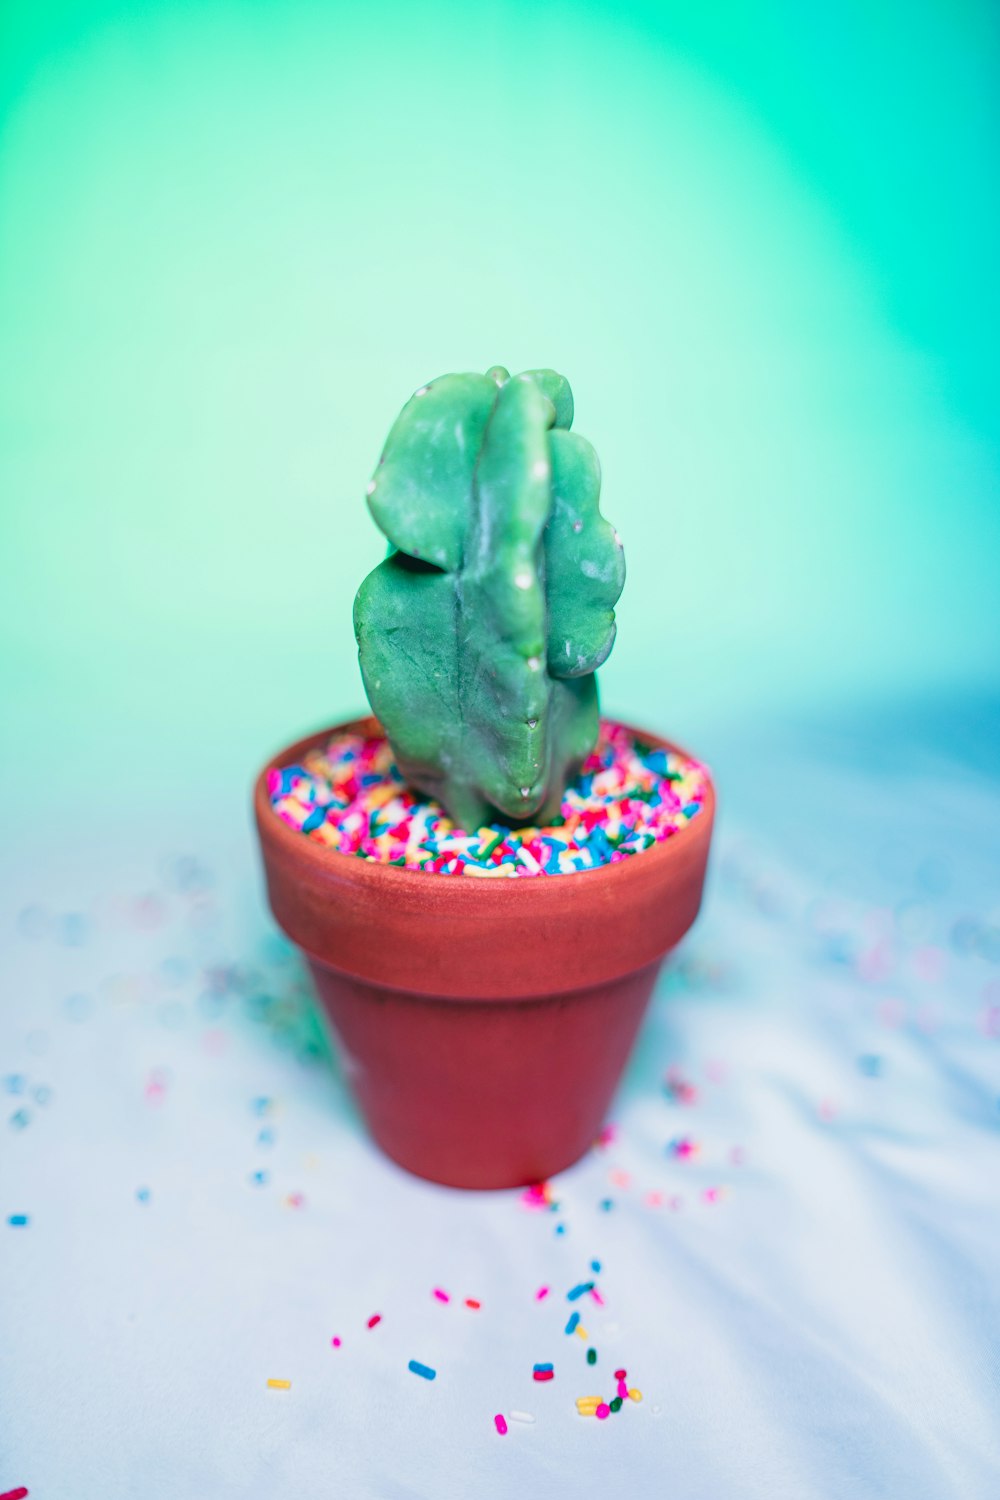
[628,1387,643,1402]
[576,1397,601,1410]
[267,1378,291,1390]
[575,1324,588,1339]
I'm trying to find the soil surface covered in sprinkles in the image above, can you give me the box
[268,721,708,876]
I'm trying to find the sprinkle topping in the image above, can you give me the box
[268,721,708,877]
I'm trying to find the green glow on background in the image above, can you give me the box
[1,0,998,821]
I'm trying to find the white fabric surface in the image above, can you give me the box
[2,705,999,1498]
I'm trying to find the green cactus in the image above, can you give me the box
[353,365,625,831]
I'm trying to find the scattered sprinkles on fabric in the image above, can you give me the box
[11,732,987,1470]
[268,722,708,877]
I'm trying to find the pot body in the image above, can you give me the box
[254,716,715,1188]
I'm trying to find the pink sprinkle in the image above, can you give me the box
[617,1378,628,1399]
[665,1066,699,1106]
[595,1403,611,1420]
[589,1287,605,1306]
[703,1187,722,1204]
[669,1137,699,1160]
[645,1191,664,1207]
[433,1288,450,1303]
[367,1314,381,1329]
[494,1413,508,1435]
[535,1286,550,1301]
[331,1336,342,1348]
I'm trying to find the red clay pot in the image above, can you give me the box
[253,716,715,1189]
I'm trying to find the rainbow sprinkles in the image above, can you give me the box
[268,720,708,877]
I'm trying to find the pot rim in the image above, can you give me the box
[253,712,715,898]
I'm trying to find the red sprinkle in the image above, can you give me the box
[533,1369,554,1382]
[367,1314,382,1329]
[464,1298,481,1310]
[614,1368,627,1380]
[0,1490,29,1500]
[494,1413,508,1435]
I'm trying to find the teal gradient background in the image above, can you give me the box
[2,0,998,821]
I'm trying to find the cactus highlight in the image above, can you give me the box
[354,366,625,830]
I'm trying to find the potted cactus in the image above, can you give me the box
[253,366,715,1188]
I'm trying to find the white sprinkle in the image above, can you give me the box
[366,481,377,496]
[613,530,622,547]
[532,459,549,478]
[526,718,537,730]
[519,786,531,798]
[514,570,532,590]
[581,560,599,579]
[415,386,429,397]
[527,656,541,671]
[572,520,583,533]
[509,1410,536,1424]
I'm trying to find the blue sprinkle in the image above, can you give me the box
[683,802,701,817]
[8,1213,29,1226]
[136,1187,151,1203]
[250,1170,269,1187]
[251,1097,272,1116]
[533,1362,553,1373]
[301,806,327,833]
[586,826,613,860]
[4,1074,25,1095]
[567,1282,594,1301]
[565,1312,580,1335]
[599,1198,614,1212]
[858,1054,884,1078]
[9,1108,31,1130]
[554,1223,566,1236]
[257,1127,276,1147]
[408,1359,436,1381]
[590,1259,602,1273]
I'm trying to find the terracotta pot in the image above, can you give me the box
[253,716,715,1189]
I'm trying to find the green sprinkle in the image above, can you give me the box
[609,1396,623,1412]
[587,1348,597,1365]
